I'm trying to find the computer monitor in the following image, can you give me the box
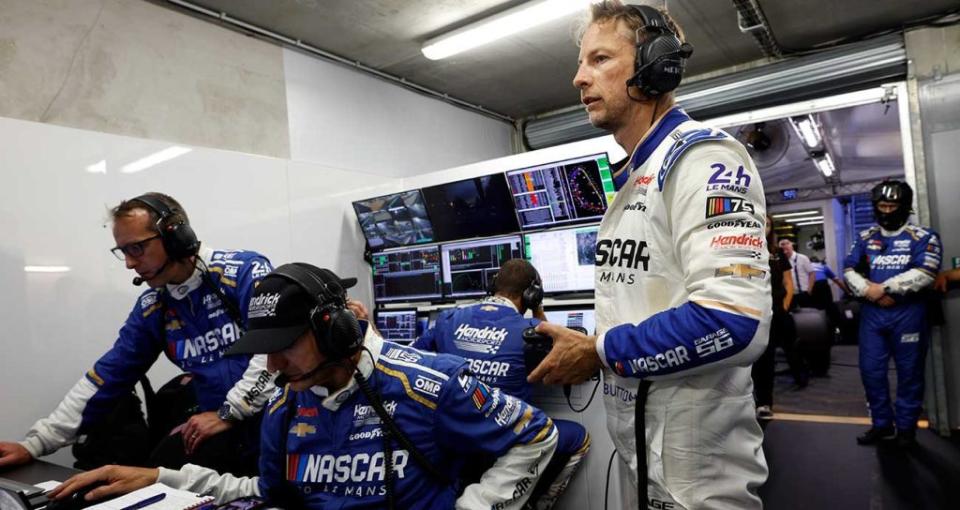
[375,308,419,343]
[421,174,520,241]
[371,245,443,303]
[543,307,596,336]
[352,190,435,250]
[440,235,524,298]
[505,153,615,230]
[523,225,598,294]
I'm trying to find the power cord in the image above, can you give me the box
[604,449,618,510]
[564,371,602,413]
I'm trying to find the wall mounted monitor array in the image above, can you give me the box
[375,308,419,343]
[523,225,599,294]
[543,307,596,336]
[422,174,520,241]
[353,190,434,250]
[505,153,615,230]
[440,235,523,298]
[371,245,442,303]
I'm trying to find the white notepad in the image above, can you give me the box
[87,483,214,510]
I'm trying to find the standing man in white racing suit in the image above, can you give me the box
[528,2,770,508]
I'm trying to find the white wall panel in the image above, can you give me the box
[284,49,513,178]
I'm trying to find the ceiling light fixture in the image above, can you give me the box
[789,115,822,149]
[24,265,71,273]
[771,210,820,219]
[812,152,836,177]
[422,0,597,60]
[785,216,824,223]
[121,146,192,174]
[793,220,824,227]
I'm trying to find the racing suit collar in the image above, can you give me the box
[319,326,383,412]
[614,106,691,191]
[165,246,215,300]
[483,295,518,312]
[879,224,908,237]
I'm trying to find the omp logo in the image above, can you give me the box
[694,328,734,357]
[705,196,754,218]
[248,292,281,318]
[453,324,509,354]
[413,375,441,398]
[870,254,910,267]
[715,264,767,279]
[706,219,762,230]
[710,233,764,250]
[291,450,408,483]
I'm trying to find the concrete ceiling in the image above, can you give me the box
[158,0,958,119]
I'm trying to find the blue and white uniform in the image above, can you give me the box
[413,296,590,509]
[20,247,275,458]
[844,224,941,431]
[158,332,558,509]
[596,107,770,509]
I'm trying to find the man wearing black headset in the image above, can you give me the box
[49,263,558,509]
[0,193,275,475]
[527,2,770,509]
[413,259,590,510]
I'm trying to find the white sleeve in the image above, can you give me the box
[883,269,935,295]
[844,269,870,297]
[157,464,261,504]
[456,428,558,510]
[224,355,276,418]
[19,377,97,458]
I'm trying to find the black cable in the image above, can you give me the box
[604,448,618,510]
[565,372,602,413]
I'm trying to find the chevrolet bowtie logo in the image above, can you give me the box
[480,305,498,312]
[715,264,766,279]
[290,423,317,437]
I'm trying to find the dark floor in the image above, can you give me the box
[760,420,960,510]
[773,344,873,417]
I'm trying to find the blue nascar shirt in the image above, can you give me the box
[843,224,942,303]
[257,338,556,509]
[412,297,538,402]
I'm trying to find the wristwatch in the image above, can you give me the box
[218,403,240,423]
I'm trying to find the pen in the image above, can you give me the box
[119,492,167,510]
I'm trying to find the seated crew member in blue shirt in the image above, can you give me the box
[0,193,275,475]
[413,259,590,510]
[50,263,558,510]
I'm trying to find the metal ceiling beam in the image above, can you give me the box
[732,0,784,59]
[160,0,516,124]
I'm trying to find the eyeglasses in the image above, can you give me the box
[111,235,161,260]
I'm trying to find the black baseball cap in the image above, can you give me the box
[225,263,357,355]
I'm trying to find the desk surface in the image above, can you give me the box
[0,459,79,486]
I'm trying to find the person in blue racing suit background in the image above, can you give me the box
[844,180,942,447]
[0,193,275,475]
[414,259,590,510]
[47,263,558,510]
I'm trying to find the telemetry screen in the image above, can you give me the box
[440,235,523,298]
[371,245,442,302]
[523,225,598,293]
[505,153,614,230]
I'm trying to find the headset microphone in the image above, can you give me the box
[132,258,170,287]
[132,276,144,286]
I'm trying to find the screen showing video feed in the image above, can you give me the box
[505,153,614,230]
[422,174,520,241]
[523,225,598,293]
[371,245,442,303]
[544,307,596,336]
[375,309,418,343]
[440,235,524,298]
[353,190,434,250]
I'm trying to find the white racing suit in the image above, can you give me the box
[594,107,770,509]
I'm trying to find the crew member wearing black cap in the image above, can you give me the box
[844,180,942,447]
[50,263,558,510]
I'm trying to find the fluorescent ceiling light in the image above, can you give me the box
[793,220,824,227]
[813,152,835,177]
[772,210,820,219]
[86,160,107,174]
[786,216,824,223]
[790,115,822,148]
[24,265,71,273]
[121,146,192,174]
[422,0,595,60]
[703,86,888,128]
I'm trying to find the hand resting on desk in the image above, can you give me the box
[48,465,159,503]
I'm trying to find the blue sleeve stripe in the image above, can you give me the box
[603,302,759,378]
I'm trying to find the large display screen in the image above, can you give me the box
[505,153,614,230]
[371,245,442,302]
[352,190,434,250]
[523,225,598,294]
[544,307,596,336]
[440,235,524,298]
[421,174,519,241]
[375,308,419,343]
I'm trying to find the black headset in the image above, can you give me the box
[625,4,693,98]
[131,194,200,260]
[490,266,544,313]
[269,263,363,361]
